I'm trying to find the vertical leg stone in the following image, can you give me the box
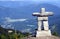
[43,21,49,30]
[38,17,43,31]
[38,20,42,31]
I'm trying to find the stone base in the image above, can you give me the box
[36,30,51,37]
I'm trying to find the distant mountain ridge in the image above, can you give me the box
[0,3,60,35]
[0,3,60,18]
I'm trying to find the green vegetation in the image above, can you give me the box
[52,32,58,36]
[52,24,59,36]
[1,34,7,39]
[0,25,30,39]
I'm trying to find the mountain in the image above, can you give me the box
[0,3,60,18]
[0,3,60,35]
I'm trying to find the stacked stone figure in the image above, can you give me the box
[33,8,53,37]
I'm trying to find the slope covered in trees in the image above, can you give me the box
[0,25,30,39]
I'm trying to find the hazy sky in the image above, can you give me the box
[0,0,59,1]
[0,0,60,7]
[0,0,59,4]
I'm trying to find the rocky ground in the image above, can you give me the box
[22,36,60,39]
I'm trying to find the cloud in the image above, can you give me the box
[21,28,31,32]
[1,24,14,29]
[5,17,27,22]
[27,25,35,27]
[1,25,6,28]
[7,19,27,22]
